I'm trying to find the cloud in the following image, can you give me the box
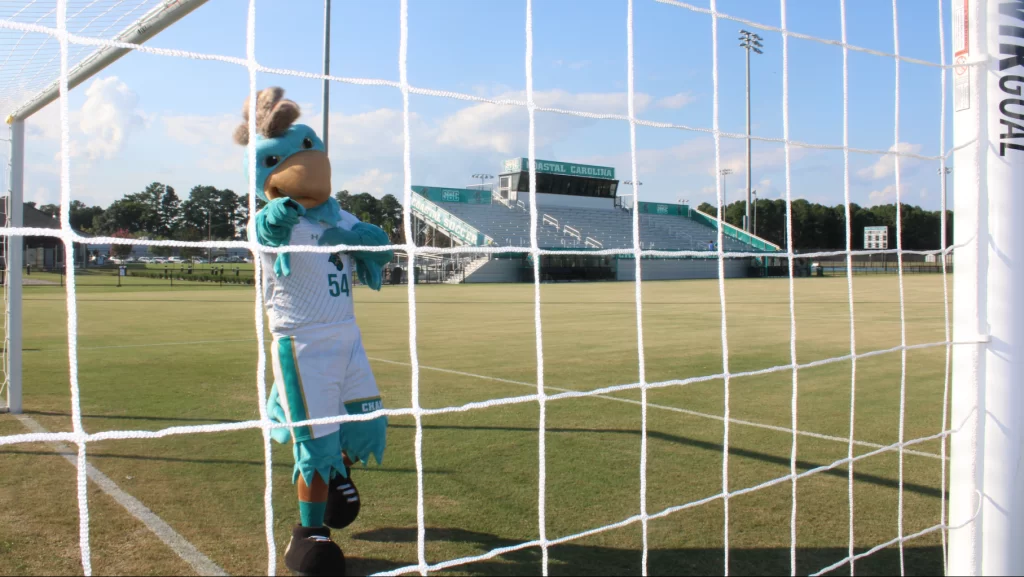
[655,92,696,109]
[162,113,240,173]
[25,76,146,162]
[554,59,590,70]
[437,89,652,154]
[75,77,146,160]
[857,142,922,180]
[868,184,896,204]
[338,169,396,195]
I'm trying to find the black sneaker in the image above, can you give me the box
[284,525,345,576]
[325,469,361,530]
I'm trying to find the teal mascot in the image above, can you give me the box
[234,87,392,576]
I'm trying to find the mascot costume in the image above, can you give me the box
[234,87,392,576]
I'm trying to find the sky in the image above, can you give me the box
[2,0,955,212]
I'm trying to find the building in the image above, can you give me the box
[407,157,780,283]
[0,200,89,270]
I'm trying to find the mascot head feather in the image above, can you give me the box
[234,87,332,210]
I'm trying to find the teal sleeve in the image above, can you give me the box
[255,198,304,277]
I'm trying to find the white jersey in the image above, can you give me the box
[260,212,361,334]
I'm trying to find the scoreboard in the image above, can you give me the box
[864,226,889,250]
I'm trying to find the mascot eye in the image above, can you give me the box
[302,137,313,150]
[264,155,279,168]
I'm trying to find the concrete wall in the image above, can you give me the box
[465,258,521,283]
[616,257,749,281]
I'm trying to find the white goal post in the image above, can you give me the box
[948,0,1024,574]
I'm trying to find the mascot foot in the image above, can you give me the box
[284,525,346,576]
[325,469,361,529]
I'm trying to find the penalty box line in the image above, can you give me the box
[368,357,945,462]
[13,414,228,577]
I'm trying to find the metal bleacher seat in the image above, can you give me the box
[431,200,763,253]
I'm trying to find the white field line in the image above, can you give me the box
[33,337,944,460]
[368,357,946,462]
[14,414,228,577]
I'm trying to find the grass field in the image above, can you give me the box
[0,273,952,576]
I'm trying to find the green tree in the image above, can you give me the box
[158,185,181,235]
[377,194,404,242]
[38,203,59,218]
[110,229,134,259]
[347,193,380,224]
[334,190,351,213]
[92,198,151,235]
[70,200,104,233]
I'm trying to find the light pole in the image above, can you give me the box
[752,189,758,236]
[719,168,733,216]
[740,29,763,232]
[472,173,493,187]
[322,0,331,154]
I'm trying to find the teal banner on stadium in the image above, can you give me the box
[410,192,492,246]
[412,185,492,205]
[636,202,689,216]
[501,158,615,180]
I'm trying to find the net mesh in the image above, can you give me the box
[0,0,165,117]
[0,0,983,575]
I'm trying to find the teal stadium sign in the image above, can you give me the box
[501,158,616,180]
[411,185,492,205]
[636,202,689,216]
[410,188,492,246]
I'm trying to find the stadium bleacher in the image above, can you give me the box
[437,201,754,252]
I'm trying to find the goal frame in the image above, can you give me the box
[948,0,1024,574]
[2,0,209,414]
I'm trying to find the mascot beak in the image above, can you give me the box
[263,150,332,209]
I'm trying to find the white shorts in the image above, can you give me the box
[270,321,381,443]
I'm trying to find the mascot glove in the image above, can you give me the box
[256,198,305,278]
[318,226,362,249]
[355,259,383,291]
[340,415,388,466]
[266,386,293,445]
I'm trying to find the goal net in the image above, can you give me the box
[0,0,1019,575]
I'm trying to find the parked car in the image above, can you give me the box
[138,257,153,264]
[167,256,185,264]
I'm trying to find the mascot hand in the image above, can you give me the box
[356,259,383,291]
[257,198,304,245]
[256,198,304,278]
[318,226,361,249]
[340,415,388,466]
[266,386,292,444]
[273,252,292,278]
[349,222,394,265]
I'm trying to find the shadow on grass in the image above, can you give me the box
[0,448,444,475]
[350,526,943,576]
[26,410,245,424]
[392,423,942,499]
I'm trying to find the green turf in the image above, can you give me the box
[0,274,951,576]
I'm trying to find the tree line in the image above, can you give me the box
[30,183,406,258]
[697,199,954,251]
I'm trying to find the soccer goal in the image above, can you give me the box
[1,0,1022,575]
